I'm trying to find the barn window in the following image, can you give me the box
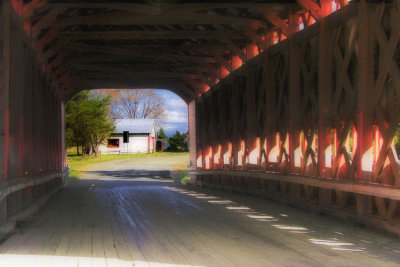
[107,139,119,148]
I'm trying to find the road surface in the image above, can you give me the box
[0,153,399,267]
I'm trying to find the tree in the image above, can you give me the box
[394,126,400,156]
[65,91,115,155]
[95,89,166,119]
[158,127,168,139]
[168,131,188,151]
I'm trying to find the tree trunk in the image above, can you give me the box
[76,143,80,156]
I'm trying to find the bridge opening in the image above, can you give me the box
[64,88,188,156]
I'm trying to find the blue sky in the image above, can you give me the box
[153,89,188,136]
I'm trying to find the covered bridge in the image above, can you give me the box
[0,0,399,237]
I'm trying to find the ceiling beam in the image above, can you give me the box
[69,63,202,74]
[57,12,268,28]
[62,44,217,63]
[74,68,199,79]
[263,10,289,36]
[58,30,245,41]
[23,0,48,20]
[31,8,67,40]
[223,39,248,63]
[297,0,331,21]
[44,3,285,13]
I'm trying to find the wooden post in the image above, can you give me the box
[188,100,197,182]
[288,11,302,197]
[0,1,11,182]
[8,0,25,180]
[288,11,300,174]
[0,198,6,225]
[318,19,333,205]
[356,0,373,215]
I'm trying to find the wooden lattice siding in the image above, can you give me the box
[195,3,400,228]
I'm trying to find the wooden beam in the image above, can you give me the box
[243,29,267,50]
[31,8,66,40]
[297,0,332,21]
[192,170,400,201]
[45,3,284,13]
[69,63,197,74]
[33,26,62,52]
[62,41,226,55]
[59,30,244,40]
[264,10,289,36]
[62,44,217,63]
[76,69,199,79]
[214,54,233,72]
[76,80,193,102]
[66,56,204,69]
[57,12,268,28]
[223,40,247,62]
[23,0,48,20]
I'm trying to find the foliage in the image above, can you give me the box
[158,127,168,139]
[394,126,400,156]
[65,91,115,155]
[168,131,188,151]
[93,89,165,119]
[181,175,190,184]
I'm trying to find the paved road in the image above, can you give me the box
[0,153,400,267]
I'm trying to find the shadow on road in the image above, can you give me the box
[86,169,172,180]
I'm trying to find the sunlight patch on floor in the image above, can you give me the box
[208,200,233,204]
[246,214,275,220]
[166,186,368,254]
[272,225,308,231]
[226,206,251,210]
[309,239,365,252]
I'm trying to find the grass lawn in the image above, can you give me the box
[67,151,187,182]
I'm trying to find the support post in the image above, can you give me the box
[0,198,6,225]
[288,11,302,197]
[318,20,333,205]
[188,100,197,182]
[356,0,374,215]
[0,1,11,182]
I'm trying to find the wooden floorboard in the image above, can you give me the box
[0,154,399,267]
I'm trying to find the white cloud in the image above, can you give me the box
[166,98,187,108]
[165,110,187,123]
[163,124,175,130]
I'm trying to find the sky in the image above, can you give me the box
[153,89,188,136]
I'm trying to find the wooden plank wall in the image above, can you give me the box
[194,2,400,232]
[0,1,65,225]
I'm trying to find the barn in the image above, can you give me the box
[98,119,156,154]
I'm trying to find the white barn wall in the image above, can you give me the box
[98,119,156,154]
[98,135,154,154]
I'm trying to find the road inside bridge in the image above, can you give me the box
[0,154,399,267]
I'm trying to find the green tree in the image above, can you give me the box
[394,126,400,156]
[158,127,168,139]
[65,91,115,155]
[168,131,188,151]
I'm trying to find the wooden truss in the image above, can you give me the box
[194,2,400,234]
[16,0,348,101]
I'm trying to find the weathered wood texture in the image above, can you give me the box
[0,1,65,226]
[9,0,353,102]
[194,2,400,230]
[2,155,399,266]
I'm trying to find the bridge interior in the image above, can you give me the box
[0,0,400,250]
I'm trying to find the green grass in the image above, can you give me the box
[171,168,190,185]
[67,151,187,181]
